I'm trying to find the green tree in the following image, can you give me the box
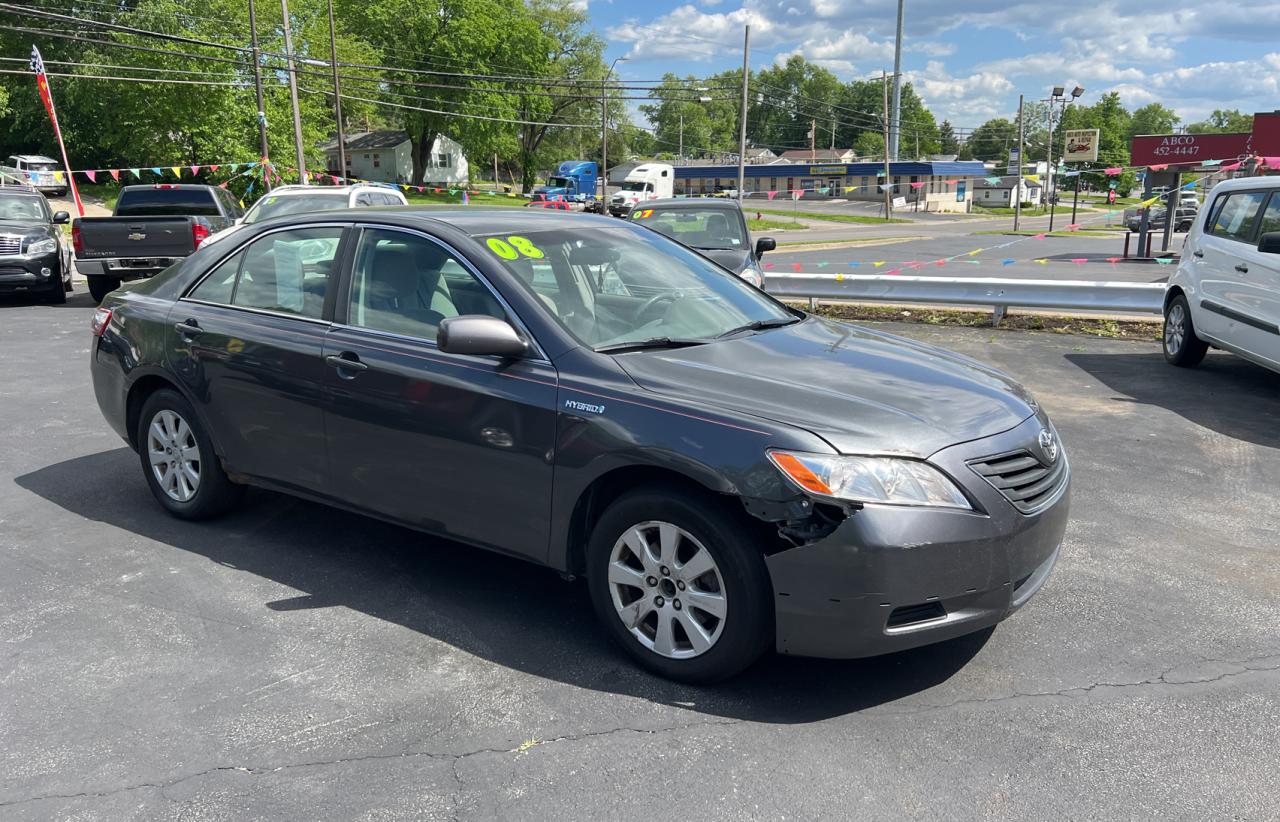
[964,118,1017,162]
[853,130,884,158]
[640,71,741,158]
[1187,109,1253,134]
[938,120,959,155]
[1128,103,1179,138]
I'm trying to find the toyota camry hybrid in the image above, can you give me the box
[89,208,1069,682]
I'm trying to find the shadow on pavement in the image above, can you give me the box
[0,288,96,309]
[1067,351,1280,449]
[16,447,992,724]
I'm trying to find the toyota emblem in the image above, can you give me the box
[1038,428,1059,463]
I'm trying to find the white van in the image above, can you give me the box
[1,155,66,195]
[609,163,674,217]
[1163,177,1280,373]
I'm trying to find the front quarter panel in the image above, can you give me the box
[546,347,830,571]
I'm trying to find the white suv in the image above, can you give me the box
[1163,177,1280,373]
[204,184,408,246]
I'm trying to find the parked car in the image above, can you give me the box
[1163,177,1280,373]
[1,154,67,195]
[90,209,1069,682]
[74,184,244,303]
[203,184,408,247]
[1126,206,1198,234]
[629,198,773,286]
[0,186,73,303]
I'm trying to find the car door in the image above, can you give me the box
[1191,189,1268,343]
[1224,191,1280,366]
[170,224,347,493]
[322,224,558,561]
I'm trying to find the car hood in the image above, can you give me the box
[613,316,1035,457]
[695,247,751,273]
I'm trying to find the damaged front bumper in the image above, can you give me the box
[764,415,1070,659]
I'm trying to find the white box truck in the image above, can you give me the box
[608,163,674,217]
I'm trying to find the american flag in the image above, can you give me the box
[30,46,55,120]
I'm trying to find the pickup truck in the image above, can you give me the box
[74,184,243,303]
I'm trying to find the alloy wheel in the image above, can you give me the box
[606,520,727,659]
[146,409,201,502]
[1165,303,1186,355]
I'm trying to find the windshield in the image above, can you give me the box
[621,181,651,192]
[24,162,59,172]
[0,194,49,221]
[633,208,748,250]
[472,225,792,350]
[546,177,569,188]
[243,192,349,224]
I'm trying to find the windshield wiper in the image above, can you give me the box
[594,337,710,354]
[715,316,801,339]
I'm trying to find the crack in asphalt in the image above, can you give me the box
[0,717,740,811]
[873,653,1280,716]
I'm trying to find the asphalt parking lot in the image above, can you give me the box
[2,288,1278,820]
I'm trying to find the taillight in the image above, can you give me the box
[90,306,112,337]
[192,222,210,248]
[72,221,83,255]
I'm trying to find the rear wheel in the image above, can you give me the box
[1164,293,1209,367]
[88,276,119,304]
[586,487,773,682]
[137,389,243,520]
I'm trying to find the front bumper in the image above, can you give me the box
[766,414,1070,659]
[0,253,63,293]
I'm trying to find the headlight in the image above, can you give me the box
[25,237,57,256]
[768,450,971,509]
[738,266,764,288]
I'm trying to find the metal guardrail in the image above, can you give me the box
[764,273,1166,324]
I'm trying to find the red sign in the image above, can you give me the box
[1130,132,1250,167]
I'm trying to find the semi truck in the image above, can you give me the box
[608,163,675,217]
[531,161,598,208]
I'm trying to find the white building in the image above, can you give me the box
[323,130,469,186]
[973,175,1043,207]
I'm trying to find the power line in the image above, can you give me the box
[0,3,250,52]
[0,23,250,65]
[0,67,245,86]
[298,86,603,129]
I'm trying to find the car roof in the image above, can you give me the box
[10,154,58,163]
[263,184,400,196]
[633,198,743,212]
[265,207,617,234]
[1206,176,1280,195]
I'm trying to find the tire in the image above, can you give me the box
[586,486,773,683]
[136,389,243,520]
[88,276,120,304]
[44,277,67,304]
[1164,292,1208,368]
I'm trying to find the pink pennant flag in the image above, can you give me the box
[1070,258,1087,265]
[1259,156,1280,169]
[885,268,902,276]
[218,182,229,189]
[1033,233,1047,240]
[767,190,778,201]
[210,165,219,172]
[792,191,802,201]
[1148,164,1168,172]
[910,181,925,189]
[791,262,803,272]
[908,262,924,270]
[190,165,200,175]
[934,259,946,266]
[84,169,96,183]
[1104,167,1123,175]
[1106,256,1121,265]
[108,169,119,181]
[763,262,775,270]
[1065,223,1081,231]
[1220,161,1242,172]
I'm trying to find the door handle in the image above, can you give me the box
[1192,249,1204,258]
[1235,264,1249,273]
[325,353,368,374]
[173,320,203,337]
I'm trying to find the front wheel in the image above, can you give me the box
[1164,293,1209,367]
[586,487,773,682]
[137,389,243,520]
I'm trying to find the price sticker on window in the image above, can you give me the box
[486,235,545,260]
[634,209,654,219]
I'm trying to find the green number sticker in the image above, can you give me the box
[487,235,544,260]
[508,235,544,259]
[486,237,518,259]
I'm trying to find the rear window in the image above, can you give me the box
[115,187,221,217]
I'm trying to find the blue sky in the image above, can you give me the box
[584,0,1280,136]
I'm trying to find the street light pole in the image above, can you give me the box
[279,0,307,184]
[889,0,904,160]
[736,24,750,202]
[246,0,271,190]
[325,0,346,182]
[1014,93,1024,232]
[601,56,626,203]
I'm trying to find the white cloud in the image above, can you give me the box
[607,4,776,61]
[904,61,1014,124]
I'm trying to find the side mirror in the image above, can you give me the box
[437,315,528,358]
[754,237,776,257]
[1259,232,1280,255]
[52,211,70,224]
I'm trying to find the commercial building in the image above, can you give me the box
[671,160,989,213]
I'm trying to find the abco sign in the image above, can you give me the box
[1129,132,1250,166]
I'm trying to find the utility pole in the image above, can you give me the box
[678,111,683,164]
[325,0,345,181]
[889,0,905,160]
[810,118,816,162]
[736,24,749,202]
[493,153,499,193]
[246,0,271,190]
[602,56,626,202]
[1014,94,1024,231]
[279,0,307,184]
[1045,102,1055,230]
[882,69,892,220]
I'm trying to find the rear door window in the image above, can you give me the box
[228,227,343,319]
[1208,192,1267,243]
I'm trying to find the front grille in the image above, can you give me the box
[0,234,22,254]
[967,448,1067,513]
[886,601,947,629]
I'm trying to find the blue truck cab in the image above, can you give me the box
[533,161,598,203]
